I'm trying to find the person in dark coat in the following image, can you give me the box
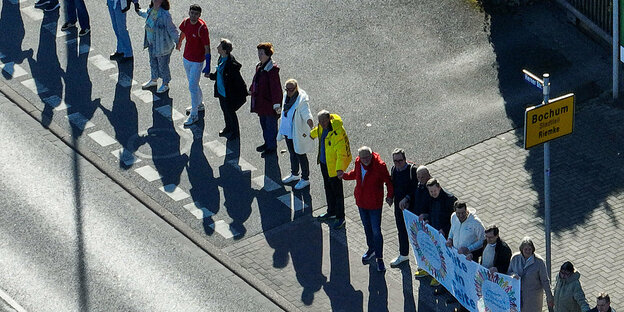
[471,224,512,274]
[425,177,456,288]
[250,42,282,156]
[207,38,248,139]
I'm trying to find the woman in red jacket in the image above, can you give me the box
[341,146,394,271]
[250,42,282,156]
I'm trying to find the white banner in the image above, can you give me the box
[403,210,521,312]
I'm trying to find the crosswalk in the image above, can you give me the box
[1,0,309,241]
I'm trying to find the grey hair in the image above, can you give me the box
[358,146,372,154]
[519,236,536,254]
[416,165,429,174]
[317,110,330,119]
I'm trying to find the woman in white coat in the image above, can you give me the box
[277,79,315,190]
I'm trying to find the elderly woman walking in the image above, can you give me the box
[137,0,178,93]
[508,237,554,311]
[277,79,314,189]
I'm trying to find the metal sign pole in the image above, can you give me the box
[614,0,619,100]
[542,73,552,280]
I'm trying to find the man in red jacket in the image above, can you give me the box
[340,146,394,272]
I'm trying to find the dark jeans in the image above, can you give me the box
[320,162,344,219]
[359,207,383,259]
[259,115,277,149]
[394,204,409,257]
[219,96,239,135]
[65,0,90,29]
[285,138,309,180]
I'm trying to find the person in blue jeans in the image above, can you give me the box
[60,0,90,36]
[341,146,394,272]
[107,0,138,62]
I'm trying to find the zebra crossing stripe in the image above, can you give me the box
[134,165,162,182]
[132,89,159,104]
[108,72,136,88]
[88,130,117,147]
[42,95,70,111]
[208,220,240,239]
[251,175,282,192]
[66,112,95,130]
[183,202,215,219]
[111,148,142,166]
[159,184,190,201]
[88,55,115,71]
[20,6,43,21]
[204,140,232,157]
[21,78,49,94]
[0,62,28,79]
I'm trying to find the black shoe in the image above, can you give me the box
[43,1,60,11]
[119,56,133,63]
[316,212,336,221]
[34,0,51,8]
[256,144,267,152]
[109,52,123,60]
[78,28,90,36]
[376,259,386,272]
[60,22,75,31]
[260,148,276,157]
[362,250,375,263]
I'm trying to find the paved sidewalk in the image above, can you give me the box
[225,95,624,311]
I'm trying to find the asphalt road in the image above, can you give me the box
[0,97,280,311]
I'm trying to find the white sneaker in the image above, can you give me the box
[281,174,300,184]
[186,103,205,115]
[294,179,310,190]
[156,84,169,93]
[183,114,199,126]
[142,80,158,89]
[390,255,409,267]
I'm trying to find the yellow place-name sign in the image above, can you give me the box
[524,93,574,149]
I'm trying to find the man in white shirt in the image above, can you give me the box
[445,201,485,257]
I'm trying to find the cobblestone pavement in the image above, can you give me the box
[225,98,624,311]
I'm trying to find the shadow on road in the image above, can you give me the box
[324,230,364,311]
[0,0,32,80]
[480,0,622,232]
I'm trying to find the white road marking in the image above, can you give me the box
[108,72,136,88]
[42,95,70,111]
[208,220,240,239]
[21,6,43,21]
[111,148,142,166]
[88,55,115,71]
[183,202,215,219]
[132,89,159,104]
[251,175,282,192]
[0,287,27,312]
[227,158,256,172]
[0,62,27,78]
[155,105,184,121]
[88,130,117,147]
[66,112,95,130]
[158,184,190,201]
[277,192,305,212]
[21,78,49,94]
[204,140,232,157]
[134,165,162,182]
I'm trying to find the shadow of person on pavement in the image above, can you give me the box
[367,264,389,311]
[64,34,98,138]
[145,94,186,189]
[185,128,220,236]
[25,10,62,129]
[219,137,253,239]
[99,61,138,169]
[0,0,33,79]
[399,263,417,311]
[324,229,364,311]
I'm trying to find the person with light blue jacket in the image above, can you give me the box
[136,0,178,93]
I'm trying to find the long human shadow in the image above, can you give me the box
[185,127,219,235]
[323,230,364,311]
[398,263,417,311]
[367,264,389,311]
[146,94,186,188]
[218,138,253,239]
[480,1,621,232]
[99,61,138,169]
[0,0,33,79]
[26,11,62,128]
[64,34,98,138]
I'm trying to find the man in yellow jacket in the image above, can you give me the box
[310,110,352,229]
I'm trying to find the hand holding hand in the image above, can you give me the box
[336,170,344,179]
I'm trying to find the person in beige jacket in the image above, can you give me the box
[508,237,554,311]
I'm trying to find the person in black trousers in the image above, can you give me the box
[207,38,248,139]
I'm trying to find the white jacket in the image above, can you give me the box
[276,89,314,154]
[448,208,485,252]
